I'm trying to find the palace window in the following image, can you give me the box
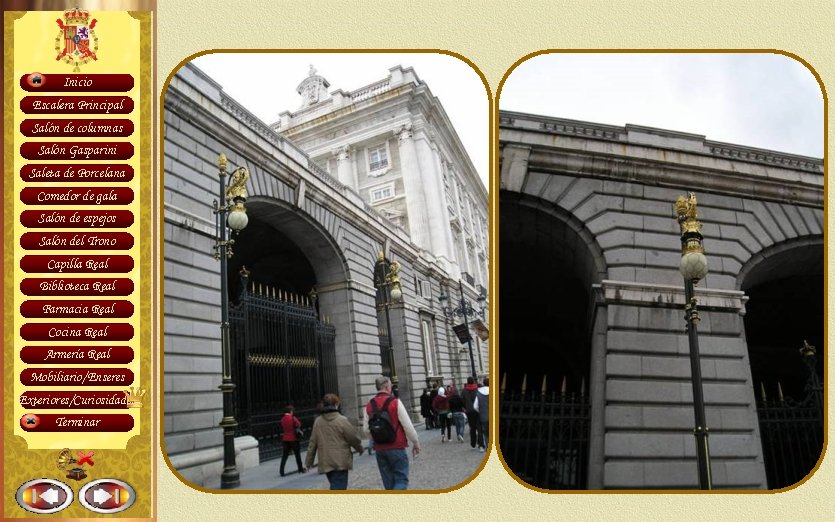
[369,182,395,203]
[367,143,389,174]
[421,318,438,376]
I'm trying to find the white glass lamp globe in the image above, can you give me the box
[390,285,402,302]
[680,251,708,283]
[227,207,249,232]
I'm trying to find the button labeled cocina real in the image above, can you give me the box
[79,479,135,513]
[16,478,73,514]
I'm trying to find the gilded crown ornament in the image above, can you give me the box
[123,387,146,409]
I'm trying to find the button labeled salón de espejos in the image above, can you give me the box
[79,478,135,513]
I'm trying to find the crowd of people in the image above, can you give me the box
[279,375,489,490]
[422,377,489,452]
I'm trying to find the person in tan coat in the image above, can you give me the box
[304,393,364,490]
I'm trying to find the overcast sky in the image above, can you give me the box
[191,52,490,188]
[500,53,824,158]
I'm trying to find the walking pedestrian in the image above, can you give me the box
[429,384,440,429]
[448,388,467,442]
[364,375,421,490]
[279,404,306,477]
[462,376,483,450]
[420,388,435,430]
[432,385,451,442]
[473,377,490,452]
[304,393,364,490]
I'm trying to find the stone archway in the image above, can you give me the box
[739,236,824,489]
[224,198,360,444]
[499,191,608,489]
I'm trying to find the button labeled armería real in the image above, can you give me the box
[20,345,134,364]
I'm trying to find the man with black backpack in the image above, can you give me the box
[363,375,421,490]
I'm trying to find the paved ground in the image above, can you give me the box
[206,422,488,491]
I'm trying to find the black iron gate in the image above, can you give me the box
[500,375,590,489]
[756,341,824,489]
[229,275,338,462]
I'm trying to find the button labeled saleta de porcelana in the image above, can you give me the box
[20,163,134,182]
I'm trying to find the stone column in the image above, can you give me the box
[334,145,354,189]
[415,132,455,267]
[395,123,430,250]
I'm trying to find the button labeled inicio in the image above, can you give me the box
[16,478,73,514]
[79,479,135,513]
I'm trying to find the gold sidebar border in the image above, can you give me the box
[2,10,154,520]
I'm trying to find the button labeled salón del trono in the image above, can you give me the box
[79,478,135,513]
[15,478,73,514]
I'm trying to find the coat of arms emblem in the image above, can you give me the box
[55,7,98,72]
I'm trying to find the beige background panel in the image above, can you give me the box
[156,1,833,521]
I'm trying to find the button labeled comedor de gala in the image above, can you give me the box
[20,187,134,205]
[18,413,134,432]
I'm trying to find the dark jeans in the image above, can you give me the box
[438,412,451,439]
[280,441,303,475]
[466,411,483,448]
[374,448,410,490]
[480,418,489,447]
[326,469,349,490]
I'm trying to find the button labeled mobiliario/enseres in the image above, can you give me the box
[20,368,134,386]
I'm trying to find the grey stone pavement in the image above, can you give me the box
[206,422,489,491]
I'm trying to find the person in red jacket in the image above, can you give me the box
[279,404,306,477]
[363,376,421,489]
[432,386,451,442]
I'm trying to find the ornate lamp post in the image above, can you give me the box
[674,192,712,490]
[374,252,403,397]
[439,280,486,380]
[214,153,249,489]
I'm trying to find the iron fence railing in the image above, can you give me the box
[500,375,590,489]
[229,277,337,462]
